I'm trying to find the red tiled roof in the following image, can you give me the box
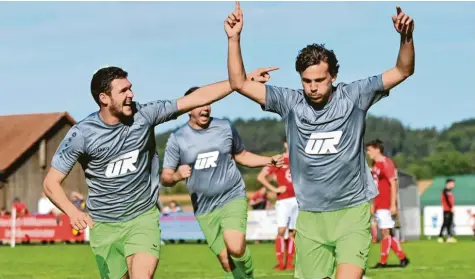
[0,112,76,172]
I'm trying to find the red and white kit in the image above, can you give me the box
[263,156,298,229]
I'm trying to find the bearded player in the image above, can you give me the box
[366,139,410,268]
[43,65,276,279]
[225,2,415,278]
[256,136,297,271]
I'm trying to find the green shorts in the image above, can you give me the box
[295,202,371,279]
[196,197,248,255]
[89,206,161,279]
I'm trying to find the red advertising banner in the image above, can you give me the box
[0,214,86,244]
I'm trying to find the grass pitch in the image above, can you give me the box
[1,239,474,279]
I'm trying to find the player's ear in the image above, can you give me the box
[99,92,110,106]
[331,74,337,83]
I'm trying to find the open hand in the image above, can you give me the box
[224,1,243,39]
[392,7,414,37]
[247,67,280,83]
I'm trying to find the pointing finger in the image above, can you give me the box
[396,6,402,15]
[236,1,240,11]
[261,66,280,73]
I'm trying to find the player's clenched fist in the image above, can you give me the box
[224,1,243,39]
[177,165,192,180]
[69,210,94,231]
[276,186,287,194]
[392,7,414,37]
[270,154,285,168]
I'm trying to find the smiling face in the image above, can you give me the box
[99,78,135,118]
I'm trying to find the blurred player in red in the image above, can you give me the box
[366,139,410,268]
[257,136,297,271]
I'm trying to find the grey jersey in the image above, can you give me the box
[263,74,388,212]
[163,118,246,215]
[51,100,179,222]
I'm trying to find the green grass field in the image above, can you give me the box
[1,239,474,279]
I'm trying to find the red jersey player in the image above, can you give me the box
[366,139,410,268]
[256,136,297,271]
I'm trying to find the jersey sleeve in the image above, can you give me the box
[383,159,397,181]
[51,126,85,175]
[262,166,276,176]
[343,74,389,111]
[230,122,245,154]
[262,85,301,118]
[137,100,179,126]
[162,133,181,170]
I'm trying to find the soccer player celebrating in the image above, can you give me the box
[225,2,415,278]
[43,66,277,279]
[366,139,410,268]
[161,84,283,279]
[256,136,297,271]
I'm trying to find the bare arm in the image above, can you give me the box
[382,7,415,91]
[390,178,398,210]
[43,168,82,217]
[256,168,280,193]
[233,150,280,168]
[225,2,277,105]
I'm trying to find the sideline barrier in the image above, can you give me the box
[1,209,287,244]
[423,205,475,236]
[0,214,88,244]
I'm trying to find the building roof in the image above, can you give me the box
[0,112,76,172]
[420,174,475,207]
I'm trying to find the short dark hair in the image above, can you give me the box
[446,178,455,184]
[366,139,384,154]
[295,43,339,76]
[184,86,200,96]
[90,66,128,105]
[281,135,287,143]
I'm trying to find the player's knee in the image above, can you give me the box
[381,228,391,237]
[277,227,286,237]
[227,242,246,258]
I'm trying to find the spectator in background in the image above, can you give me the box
[439,178,456,243]
[12,197,28,216]
[249,187,270,210]
[70,191,86,212]
[0,207,10,216]
[162,200,183,215]
[38,192,62,216]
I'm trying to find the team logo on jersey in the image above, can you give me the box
[304,131,343,155]
[105,149,139,178]
[285,168,292,182]
[194,151,219,170]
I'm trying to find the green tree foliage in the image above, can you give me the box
[156,115,475,193]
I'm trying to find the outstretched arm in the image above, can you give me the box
[233,150,283,168]
[382,6,415,91]
[225,1,277,105]
[176,67,277,114]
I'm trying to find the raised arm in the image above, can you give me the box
[176,67,277,114]
[382,6,415,91]
[225,1,277,105]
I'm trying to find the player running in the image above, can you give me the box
[366,139,410,268]
[225,2,415,278]
[161,83,283,279]
[43,66,276,279]
[256,136,297,271]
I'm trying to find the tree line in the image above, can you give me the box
[156,115,475,194]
